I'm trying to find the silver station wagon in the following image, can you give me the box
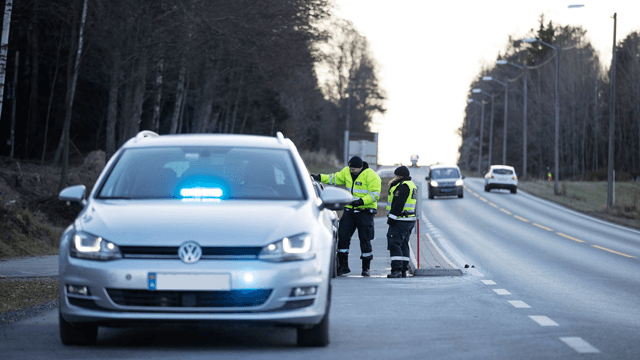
[58,131,352,347]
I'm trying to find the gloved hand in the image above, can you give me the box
[311,174,321,181]
[387,218,397,226]
[350,198,364,207]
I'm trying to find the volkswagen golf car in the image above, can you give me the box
[484,165,518,193]
[426,164,464,199]
[58,131,352,347]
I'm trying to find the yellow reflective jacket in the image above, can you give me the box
[320,165,381,210]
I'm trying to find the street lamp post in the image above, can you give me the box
[483,76,509,165]
[468,98,486,176]
[497,60,528,179]
[473,88,495,166]
[569,4,617,208]
[523,37,560,195]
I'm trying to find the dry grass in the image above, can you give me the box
[0,278,58,314]
[0,205,62,258]
[519,180,640,229]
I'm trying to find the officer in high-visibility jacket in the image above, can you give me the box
[311,156,381,277]
[385,166,417,278]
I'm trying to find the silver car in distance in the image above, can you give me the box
[58,131,352,347]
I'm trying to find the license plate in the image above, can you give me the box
[148,272,231,291]
[441,188,452,192]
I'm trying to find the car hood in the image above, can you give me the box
[75,199,315,247]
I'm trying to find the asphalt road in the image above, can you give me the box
[2,176,640,359]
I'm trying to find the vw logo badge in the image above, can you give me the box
[178,241,202,264]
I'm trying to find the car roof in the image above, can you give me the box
[430,164,460,170]
[122,132,293,150]
[490,165,515,170]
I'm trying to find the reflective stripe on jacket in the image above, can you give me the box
[386,180,417,221]
[320,166,381,210]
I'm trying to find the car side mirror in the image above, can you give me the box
[320,186,353,211]
[425,176,430,181]
[462,175,466,179]
[59,184,87,207]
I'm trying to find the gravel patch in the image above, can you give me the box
[0,299,59,325]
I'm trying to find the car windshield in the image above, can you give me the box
[430,168,460,179]
[97,146,304,200]
[492,168,514,175]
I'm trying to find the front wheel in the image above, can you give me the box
[511,187,517,194]
[297,284,331,347]
[484,185,490,192]
[428,188,434,199]
[458,192,464,198]
[59,310,98,345]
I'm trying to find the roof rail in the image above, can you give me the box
[276,132,285,144]
[135,130,159,142]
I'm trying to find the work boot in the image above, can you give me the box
[387,270,402,278]
[337,253,351,276]
[361,258,371,277]
[401,271,407,278]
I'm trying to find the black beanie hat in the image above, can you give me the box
[394,166,410,177]
[348,156,363,168]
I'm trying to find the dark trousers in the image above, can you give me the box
[387,221,415,272]
[338,209,374,260]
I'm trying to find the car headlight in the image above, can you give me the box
[70,231,122,261]
[259,233,315,262]
[455,179,464,186]
[430,180,439,187]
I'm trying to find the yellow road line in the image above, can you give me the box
[480,198,488,202]
[556,232,585,243]
[489,202,499,208]
[473,193,479,197]
[591,245,636,258]
[514,215,530,223]
[533,223,553,231]
[500,208,512,215]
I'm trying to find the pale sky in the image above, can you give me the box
[335,0,640,167]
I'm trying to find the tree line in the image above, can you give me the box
[0,0,385,189]
[458,16,640,181]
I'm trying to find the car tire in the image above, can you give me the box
[484,185,490,192]
[59,310,98,346]
[331,247,338,279]
[511,187,517,194]
[428,188,434,199]
[458,191,463,199]
[297,284,331,347]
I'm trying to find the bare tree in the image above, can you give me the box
[58,0,87,191]
[0,0,14,128]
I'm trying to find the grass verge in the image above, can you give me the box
[518,180,640,230]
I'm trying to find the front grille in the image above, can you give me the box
[119,246,262,260]
[106,289,272,308]
[438,182,456,187]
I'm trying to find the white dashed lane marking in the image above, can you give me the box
[493,289,511,295]
[481,280,496,285]
[508,300,531,308]
[559,337,600,354]
[529,316,559,326]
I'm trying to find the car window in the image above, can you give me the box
[98,146,304,200]
[431,168,460,179]
[492,168,513,175]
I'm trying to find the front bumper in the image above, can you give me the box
[430,186,463,196]
[59,256,330,327]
